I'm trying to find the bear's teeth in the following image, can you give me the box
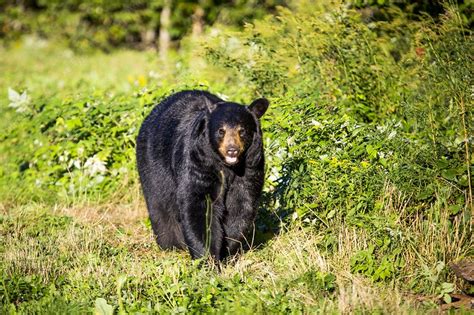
[225,156,238,164]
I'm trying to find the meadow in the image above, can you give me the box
[0,2,472,313]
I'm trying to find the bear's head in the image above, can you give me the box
[207,98,269,166]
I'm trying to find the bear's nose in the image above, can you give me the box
[226,147,239,157]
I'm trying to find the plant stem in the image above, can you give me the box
[459,96,473,210]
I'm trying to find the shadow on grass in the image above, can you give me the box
[251,190,290,249]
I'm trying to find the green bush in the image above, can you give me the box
[206,2,472,216]
[1,87,162,202]
[204,3,472,280]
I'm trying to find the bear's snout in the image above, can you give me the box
[223,145,240,164]
[226,146,240,157]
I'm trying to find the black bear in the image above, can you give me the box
[136,90,269,261]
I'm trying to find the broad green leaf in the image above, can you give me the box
[94,298,113,315]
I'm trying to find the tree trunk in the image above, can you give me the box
[192,6,204,38]
[159,0,171,60]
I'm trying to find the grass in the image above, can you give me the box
[0,36,160,100]
[3,185,467,313]
[1,34,472,313]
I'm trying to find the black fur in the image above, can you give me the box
[136,90,269,261]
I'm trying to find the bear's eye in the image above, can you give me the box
[218,128,225,137]
[239,129,246,137]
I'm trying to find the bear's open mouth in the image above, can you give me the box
[225,156,238,164]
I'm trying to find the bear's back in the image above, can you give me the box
[136,90,222,170]
[147,90,221,123]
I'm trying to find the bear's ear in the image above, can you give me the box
[248,98,269,119]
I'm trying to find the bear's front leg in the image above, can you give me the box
[222,187,259,258]
[222,210,255,259]
[221,166,264,259]
[177,190,224,261]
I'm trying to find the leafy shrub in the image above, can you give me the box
[205,2,472,281]
[207,2,471,215]
[0,87,166,202]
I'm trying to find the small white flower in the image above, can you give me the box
[287,137,295,146]
[292,212,299,220]
[148,70,160,79]
[388,130,397,139]
[8,88,30,113]
[311,120,323,128]
[84,155,107,176]
[73,159,81,169]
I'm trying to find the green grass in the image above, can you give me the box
[1,5,473,313]
[0,36,160,99]
[1,184,469,313]
[0,197,437,313]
